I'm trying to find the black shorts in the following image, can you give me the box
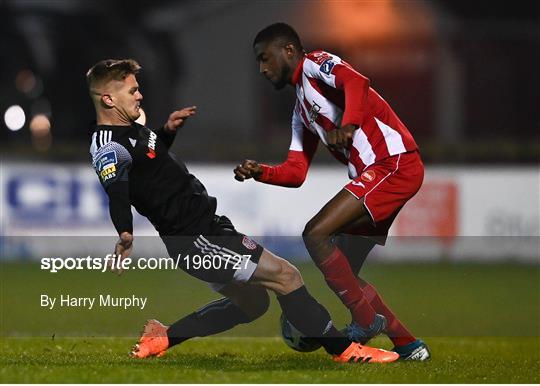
[162,215,264,286]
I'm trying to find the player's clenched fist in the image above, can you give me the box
[326,124,357,151]
[234,159,263,181]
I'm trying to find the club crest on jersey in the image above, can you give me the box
[309,102,321,125]
[95,151,118,182]
[319,59,335,75]
[311,52,332,65]
[242,236,257,250]
[361,170,376,182]
[146,131,157,159]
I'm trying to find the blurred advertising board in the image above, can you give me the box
[1,163,538,262]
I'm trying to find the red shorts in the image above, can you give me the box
[344,151,424,244]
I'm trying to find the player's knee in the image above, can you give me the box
[302,218,316,238]
[245,288,270,321]
[277,261,303,294]
[253,251,303,295]
[229,288,269,322]
[302,220,328,254]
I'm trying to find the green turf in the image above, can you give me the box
[1,337,539,383]
[1,262,539,382]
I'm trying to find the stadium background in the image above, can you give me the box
[1,0,539,383]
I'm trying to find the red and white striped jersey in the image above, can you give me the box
[258,50,418,186]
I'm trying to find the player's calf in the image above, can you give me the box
[219,284,270,321]
[165,294,267,349]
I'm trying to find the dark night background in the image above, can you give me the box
[1,0,539,164]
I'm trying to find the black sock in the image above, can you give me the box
[277,286,351,355]
[167,297,252,347]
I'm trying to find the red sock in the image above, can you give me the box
[359,279,416,347]
[318,247,376,327]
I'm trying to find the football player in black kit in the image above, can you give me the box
[86,59,398,363]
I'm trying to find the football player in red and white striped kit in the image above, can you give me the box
[235,23,430,361]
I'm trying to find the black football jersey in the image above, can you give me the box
[90,122,217,236]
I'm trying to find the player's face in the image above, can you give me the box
[254,41,291,90]
[108,74,143,122]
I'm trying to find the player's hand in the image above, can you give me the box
[327,124,357,151]
[164,106,197,133]
[111,232,133,275]
[234,160,263,181]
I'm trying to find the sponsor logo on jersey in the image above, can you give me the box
[319,58,335,75]
[146,131,157,159]
[100,164,117,181]
[361,170,376,182]
[242,236,257,250]
[351,180,365,188]
[95,151,118,182]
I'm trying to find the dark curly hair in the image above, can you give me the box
[253,23,303,51]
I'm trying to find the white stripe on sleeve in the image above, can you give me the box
[375,117,406,155]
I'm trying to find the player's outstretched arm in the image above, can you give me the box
[234,147,315,188]
[154,106,197,148]
[163,106,197,133]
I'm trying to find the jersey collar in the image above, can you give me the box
[95,123,137,136]
[291,57,305,86]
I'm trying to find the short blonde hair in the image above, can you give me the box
[86,59,141,92]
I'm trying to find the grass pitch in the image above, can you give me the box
[1,262,539,383]
[1,337,539,383]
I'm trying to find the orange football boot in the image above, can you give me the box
[333,342,399,363]
[130,319,169,358]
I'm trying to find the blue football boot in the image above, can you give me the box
[342,313,387,345]
[393,339,431,361]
